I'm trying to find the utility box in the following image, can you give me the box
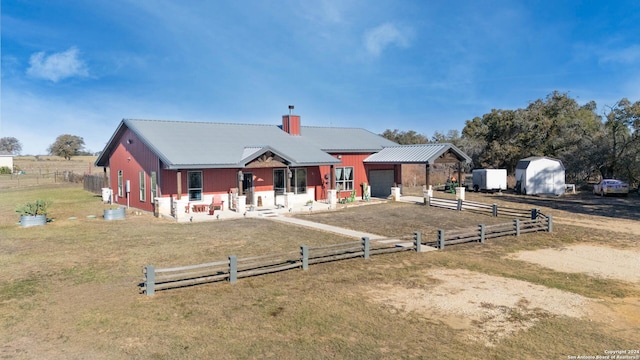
[472,169,507,192]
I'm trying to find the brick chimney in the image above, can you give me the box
[282,105,301,136]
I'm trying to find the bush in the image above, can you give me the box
[15,200,51,216]
[0,166,11,174]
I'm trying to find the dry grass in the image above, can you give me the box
[1,184,638,359]
[0,156,101,190]
[294,199,527,241]
[12,155,100,172]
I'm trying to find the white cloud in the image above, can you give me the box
[27,47,89,82]
[363,23,410,56]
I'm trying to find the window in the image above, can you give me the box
[291,168,307,194]
[139,171,146,202]
[188,171,202,201]
[151,171,157,199]
[117,170,123,197]
[336,167,354,191]
[273,168,307,194]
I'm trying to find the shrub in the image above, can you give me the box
[0,166,11,174]
[15,200,51,216]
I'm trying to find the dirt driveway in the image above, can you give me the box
[466,190,640,236]
[366,190,640,346]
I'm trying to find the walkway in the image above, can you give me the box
[396,195,426,204]
[179,195,436,252]
[267,215,386,240]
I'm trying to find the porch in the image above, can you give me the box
[162,198,385,223]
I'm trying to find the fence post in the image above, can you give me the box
[531,208,538,220]
[301,245,309,270]
[547,215,553,233]
[479,224,485,243]
[457,199,463,211]
[437,229,445,250]
[413,232,421,252]
[229,255,237,284]
[427,195,431,207]
[514,219,520,236]
[144,265,155,296]
[492,204,498,217]
[362,237,370,259]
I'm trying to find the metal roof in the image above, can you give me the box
[96,119,397,169]
[363,143,472,164]
[516,156,564,170]
[299,126,398,153]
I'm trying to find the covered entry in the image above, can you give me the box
[364,143,472,192]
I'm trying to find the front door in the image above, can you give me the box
[242,172,253,205]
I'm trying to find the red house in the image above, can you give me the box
[95,109,470,220]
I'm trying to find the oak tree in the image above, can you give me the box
[47,134,85,160]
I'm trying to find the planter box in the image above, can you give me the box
[20,214,47,227]
[104,207,126,220]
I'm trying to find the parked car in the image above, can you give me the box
[593,179,629,196]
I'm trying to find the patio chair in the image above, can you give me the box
[209,196,224,215]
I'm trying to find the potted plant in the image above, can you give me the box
[16,199,50,227]
[103,205,126,220]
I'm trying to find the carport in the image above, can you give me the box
[364,143,472,194]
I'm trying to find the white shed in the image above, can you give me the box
[515,156,565,195]
[0,152,14,171]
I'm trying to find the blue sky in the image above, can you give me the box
[2,1,640,155]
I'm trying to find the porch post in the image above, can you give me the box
[457,161,463,186]
[286,166,291,193]
[330,165,335,190]
[103,167,108,188]
[238,170,243,194]
[176,171,182,200]
[425,163,431,188]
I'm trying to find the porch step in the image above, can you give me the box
[259,211,279,218]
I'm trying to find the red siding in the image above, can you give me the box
[161,168,239,199]
[306,166,325,200]
[248,168,273,192]
[337,154,367,197]
[108,129,161,212]
[316,154,395,199]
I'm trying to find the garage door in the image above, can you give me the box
[369,170,395,198]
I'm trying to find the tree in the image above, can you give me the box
[462,108,526,172]
[522,93,603,182]
[431,130,462,145]
[600,98,640,181]
[461,91,605,181]
[381,129,429,145]
[47,134,85,160]
[0,137,22,154]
